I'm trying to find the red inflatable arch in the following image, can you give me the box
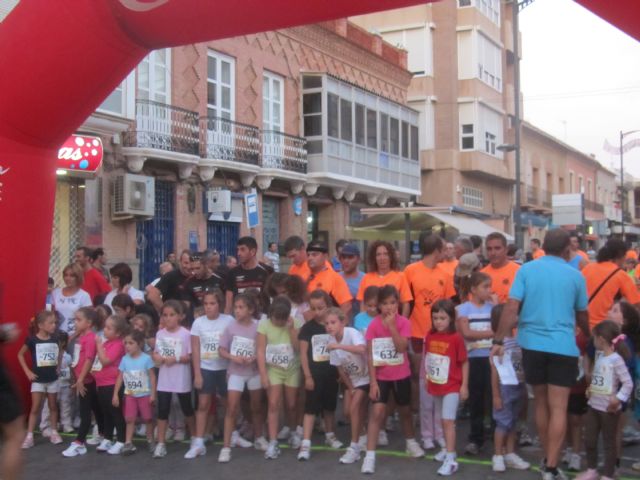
[0,0,638,399]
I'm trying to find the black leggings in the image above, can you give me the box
[76,382,104,443]
[97,384,126,443]
[157,391,194,420]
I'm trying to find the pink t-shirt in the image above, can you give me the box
[155,327,192,393]
[93,338,125,387]
[73,330,96,384]
[365,314,411,381]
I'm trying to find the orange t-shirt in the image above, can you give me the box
[577,250,589,262]
[582,261,640,328]
[532,249,545,259]
[356,270,413,303]
[438,259,458,278]
[307,268,352,307]
[481,261,520,304]
[289,260,332,281]
[626,250,638,260]
[403,262,456,339]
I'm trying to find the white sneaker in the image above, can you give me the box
[568,453,581,472]
[561,449,573,465]
[41,428,51,438]
[437,457,459,476]
[358,435,368,449]
[377,430,389,447]
[493,455,506,472]
[230,430,253,448]
[434,448,447,462]
[325,433,343,449]
[289,432,302,449]
[264,441,280,459]
[254,436,269,451]
[340,447,361,464]
[153,443,167,458]
[107,442,125,455]
[218,447,231,463]
[422,438,435,450]
[504,453,530,470]
[135,424,147,437]
[184,444,206,459]
[86,432,103,446]
[277,426,291,441]
[406,439,425,458]
[436,438,446,449]
[361,454,376,474]
[62,442,87,457]
[173,428,186,442]
[165,428,175,441]
[297,443,311,461]
[96,439,113,452]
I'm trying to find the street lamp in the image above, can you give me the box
[619,129,640,241]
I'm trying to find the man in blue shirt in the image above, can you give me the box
[338,243,364,322]
[492,229,589,480]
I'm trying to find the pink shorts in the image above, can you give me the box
[124,395,153,422]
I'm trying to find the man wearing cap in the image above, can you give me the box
[339,243,364,316]
[284,235,333,281]
[306,241,352,316]
[482,232,520,305]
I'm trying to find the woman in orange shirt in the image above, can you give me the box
[356,241,412,318]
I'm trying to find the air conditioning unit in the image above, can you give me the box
[206,189,232,213]
[111,173,155,220]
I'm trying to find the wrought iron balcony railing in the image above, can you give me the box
[200,116,261,166]
[262,130,308,174]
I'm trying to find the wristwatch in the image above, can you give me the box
[491,339,504,346]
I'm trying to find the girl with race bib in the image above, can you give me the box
[152,300,195,459]
[113,329,156,455]
[325,307,369,465]
[577,320,633,480]
[218,293,267,462]
[362,286,424,474]
[62,307,105,458]
[186,289,235,459]
[424,299,468,476]
[297,291,343,461]
[257,296,302,460]
[18,311,63,448]
[131,313,156,354]
[92,315,127,455]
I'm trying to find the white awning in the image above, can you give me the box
[428,211,514,242]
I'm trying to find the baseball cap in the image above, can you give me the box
[306,241,328,253]
[340,244,360,257]
[455,253,480,277]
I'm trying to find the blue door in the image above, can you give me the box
[136,180,175,288]
[207,221,240,263]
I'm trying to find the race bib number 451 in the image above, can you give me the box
[266,344,294,370]
[372,337,402,367]
[35,343,59,368]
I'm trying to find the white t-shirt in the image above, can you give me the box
[103,286,145,308]
[329,327,369,388]
[191,313,234,371]
[52,288,92,334]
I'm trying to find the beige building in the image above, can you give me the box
[352,0,517,233]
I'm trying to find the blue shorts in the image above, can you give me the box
[493,383,525,433]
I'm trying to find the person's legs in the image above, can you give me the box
[195,393,212,438]
[284,386,298,431]
[532,384,549,456]
[545,384,570,470]
[223,390,241,448]
[583,408,599,470]
[601,412,619,478]
[47,392,59,432]
[155,391,172,444]
[248,387,265,439]
[350,389,367,444]
[1,416,24,480]
[96,386,115,442]
[366,403,386,451]
[177,392,195,435]
[26,392,45,434]
[267,385,283,442]
[468,358,485,446]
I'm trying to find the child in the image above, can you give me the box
[186,289,235,459]
[131,313,156,354]
[95,304,112,333]
[362,285,424,474]
[52,264,92,335]
[113,329,157,455]
[218,293,267,462]
[354,286,379,336]
[41,331,74,436]
[257,296,302,459]
[325,307,369,464]
[18,311,63,447]
[297,291,343,461]
[92,315,127,454]
[455,272,494,455]
[62,307,105,457]
[152,300,195,458]
[576,320,633,480]
[423,300,469,476]
[489,304,530,472]
[285,274,310,323]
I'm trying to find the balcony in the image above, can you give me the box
[521,185,552,210]
[261,130,308,174]
[199,116,260,166]
[123,100,199,155]
[583,198,605,214]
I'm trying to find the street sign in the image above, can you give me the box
[552,193,584,226]
[245,190,260,229]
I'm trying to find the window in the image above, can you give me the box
[479,104,503,157]
[138,49,170,104]
[380,113,389,153]
[389,117,399,155]
[578,176,584,194]
[410,125,419,160]
[263,72,283,131]
[328,93,339,139]
[303,93,322,137]
[458,0,471,6]
[478,33,502,91]
[462,186,484,209]
[461,124,474,150]
[478,0,500,24]
[366,109,377,149]
[207,51,235,120]
[587,179,593,201]
[401,121,409,158]
[569,172,574,193]
[340,99,352,141]
[99,84,125,115]
[381,26,431,76]
[355,104,366,146]
[485,132,496,155]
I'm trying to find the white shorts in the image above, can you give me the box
[227,373,262,392]
[31,380,60,394]
[434,393,460,420]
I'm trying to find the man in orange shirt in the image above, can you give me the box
[305,240,352,317]
[284,235,311,280]
[530,238,545,259]
[569,234,589,263]
[482,232,520,305]
[626,248,638,261]
[439,242,458,278]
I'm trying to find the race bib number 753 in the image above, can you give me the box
[35,343,59,368]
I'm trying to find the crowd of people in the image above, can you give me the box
[2,230,640,480]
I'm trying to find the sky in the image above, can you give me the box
[519,0,640,177]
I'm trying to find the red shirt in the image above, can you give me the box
[92,338,125,387]
[423,331,467,396]
[82,268,111,303]
[72,330,97,384]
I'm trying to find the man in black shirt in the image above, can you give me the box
[146,249,193,312]
[224,237,273,313]
[184,252,227,311]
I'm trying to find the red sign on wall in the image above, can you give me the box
[57,134,104,175]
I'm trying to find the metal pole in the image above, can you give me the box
[404,211,411,265]
[620,130,625,241]
[513,0,523,250]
